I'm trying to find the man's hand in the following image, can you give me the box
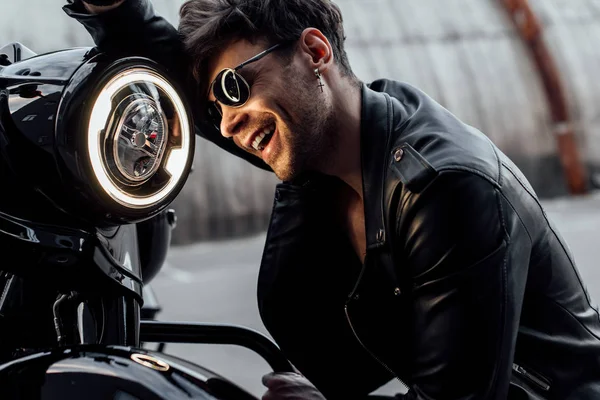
[82,0,127,14]
[262,372,327,400]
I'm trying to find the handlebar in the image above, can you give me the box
[140,320,295,373]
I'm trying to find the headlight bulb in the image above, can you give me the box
[110,95,167,185]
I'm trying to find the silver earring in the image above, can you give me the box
[315,68,324,92]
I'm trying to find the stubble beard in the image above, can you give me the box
[273,77,337,182]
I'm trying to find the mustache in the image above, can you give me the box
[249,115,277,131]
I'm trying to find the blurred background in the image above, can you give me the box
[2,0,600,397]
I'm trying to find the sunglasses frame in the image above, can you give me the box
[206,42,287,131]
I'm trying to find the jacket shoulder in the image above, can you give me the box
[378,80,502,192]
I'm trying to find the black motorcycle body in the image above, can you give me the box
[0,43,293,399]
[1,345,256,400]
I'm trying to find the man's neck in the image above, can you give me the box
[318,79,363,199]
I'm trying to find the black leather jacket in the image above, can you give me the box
[65,1,600,398]
[258,80,600,399]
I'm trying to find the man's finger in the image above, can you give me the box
[261,371,299,388]
[261,391,276,400]
[262,371,276,386]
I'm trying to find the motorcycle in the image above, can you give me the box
[0,41,294,399]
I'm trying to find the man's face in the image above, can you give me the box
[205,39,334,181]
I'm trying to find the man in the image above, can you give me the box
[65,0,600,399]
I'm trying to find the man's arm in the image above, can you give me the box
[63,0,187,75]
[63,0,271,171]
[395,171,530,399]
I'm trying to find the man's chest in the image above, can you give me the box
[336,189,368,265]
[258,181,412,382]
[258,223,410,379]
[345,203,367,265]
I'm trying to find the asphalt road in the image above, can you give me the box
[151,192,600,398]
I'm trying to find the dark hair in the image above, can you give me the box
[178,0,355,86]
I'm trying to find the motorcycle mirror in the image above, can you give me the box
[0,42,37,64]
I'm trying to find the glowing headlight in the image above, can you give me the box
[87,68,191,209]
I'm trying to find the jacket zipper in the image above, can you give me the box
[344,302,410,393]
[512,363,551,392]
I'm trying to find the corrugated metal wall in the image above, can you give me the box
[341,0,600,196]
[527,0,600,179]
[2,1,599,243]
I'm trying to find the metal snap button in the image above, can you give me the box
[393,148,404,162]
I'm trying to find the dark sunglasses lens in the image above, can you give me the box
[207,102,223,131]
[213,69,250,107]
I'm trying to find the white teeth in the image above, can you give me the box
[252,126,275,151]
[253,132,266,150]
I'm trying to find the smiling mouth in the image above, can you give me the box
[252,125,275,151]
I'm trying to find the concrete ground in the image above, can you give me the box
[151,191,600,398]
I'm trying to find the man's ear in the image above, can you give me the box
[299,28,333,72]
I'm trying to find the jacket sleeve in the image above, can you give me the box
[394,171,530,400]
[62,0,272,171]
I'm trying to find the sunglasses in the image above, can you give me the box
[206,42,287,132]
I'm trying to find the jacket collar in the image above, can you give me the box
[360,83,394,251]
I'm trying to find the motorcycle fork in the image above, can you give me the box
[52,291,140,347]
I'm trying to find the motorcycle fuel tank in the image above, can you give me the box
[0,345,258,400]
